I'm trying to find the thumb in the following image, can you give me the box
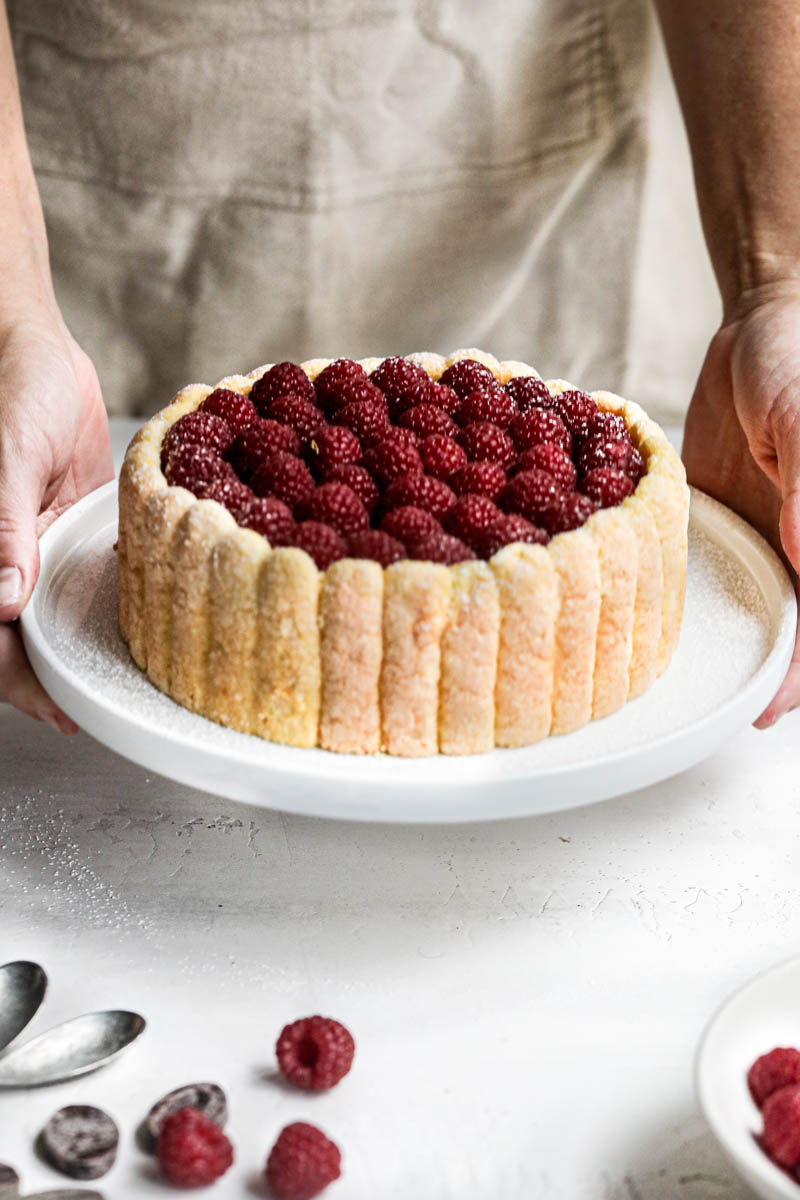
[0,436,46,621]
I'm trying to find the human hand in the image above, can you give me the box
[0,316,113,731]
[682,280,800,727]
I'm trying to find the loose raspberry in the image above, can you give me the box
[298,484,369,538]
[291,522,347,570]
[161,411,233,469]
[541,491,596,536]
[156,1107,233,1188]
[251,362,315,412]
[439,358,498,399]
[578,434,636,478]
[306,426,362,476]
[276,1015,356,1092]
[239,496,294,545]
[476,514,549,558]
[323,464,380,511]
[749,1048,800,1108]
[763,1085,800,1166]
[380,506,442,548]
[362,436,422,485]
[499,468,561,522]
[314,359,367,411]
[267,396,327,443]
[556,389,597,439]
[370,356,430,404]
[513,444,577,492]
[449,461,507,501]
[347,529,407,566]
[445,495,501,546]
[195,475,254,521]
[505,376,556,411]
[456,388,516,429]
[428,382,461,414]
[418,434,467,481]
[580,467,634,508]
[201,388,258,433]
[251,452,315,507]
[399,404,458,439]
[333,399,390,446]
[228,420,301,482]
[458,422,516,469]
[509,409,571,454]
[411,531,476,565]
[382,472,456,520]
[265,1122,341,1200]
[164,444,236,494]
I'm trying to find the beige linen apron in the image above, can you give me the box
[9,0,653,418]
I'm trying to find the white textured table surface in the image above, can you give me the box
[0,421,795,1200]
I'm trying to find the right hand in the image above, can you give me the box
[0,314,113,731]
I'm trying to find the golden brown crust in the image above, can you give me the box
[117,351,690,756]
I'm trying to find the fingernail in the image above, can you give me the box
[0,566,22,609]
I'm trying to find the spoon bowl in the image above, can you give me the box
[0,961,47,1052]
[0,1010,145,1088]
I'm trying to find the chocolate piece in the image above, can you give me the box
[143,1082,227,1151]
[41,1107,118,1181]
[0,1165,18,1197]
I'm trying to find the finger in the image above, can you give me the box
[755,572,800,727]
[0,432,47,621]
[0,621,78,734]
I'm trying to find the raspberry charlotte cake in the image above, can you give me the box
[118,349,689,757]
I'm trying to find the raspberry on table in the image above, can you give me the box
[578,434,637,478]
[298,484,369,538]
[164,444,236,494]
[513,444,577,492]
[332,399,390,446]
[428,381,461,414]
[369,356,431,404]
[439,358,498,398]
[362,436,422,485]
[156,1107,233,1188]
[445,494,501,546]
[251,452,315,508]
[276,1014,355,1091]
[541,491,596,536]
[195,476,255,522]
[411,531,476,565]
[449,461,507,500]
[749,1048,800,1108]
[201,388,258,433]
[291,522,347,570]
[228,420,301,482]
[323,464,380,511]
[509,409,571,454]
[347,529,407,566]
[267,396,327,443]
[239,496,294,545]
[418,434,468,481]
[505,376,556,411]
[580,467,634,507]
[456,388,516,429]
[399,403,458,439]
[314,359,367,411]
[161,411,233,469]
[556,388,597,439]
[382,472,457,520]
[306,426,362,476]
[265,1122,341,1200]
[500,468,560,522]
[251,362,315,412]
[458,422,516,469]
[763,1084,800,1166]
[380,505,442,548]
[476,514,549,558]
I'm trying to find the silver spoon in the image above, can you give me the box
[0,1011,145,1088]
[0,962,47,1052]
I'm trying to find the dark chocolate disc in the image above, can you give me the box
[143,1082,227,1151]
[41,1106,118,1181]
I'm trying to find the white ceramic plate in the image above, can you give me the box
[696,956,800,1200]
[20,482,796,823]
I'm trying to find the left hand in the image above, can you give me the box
[682,279,800,727]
